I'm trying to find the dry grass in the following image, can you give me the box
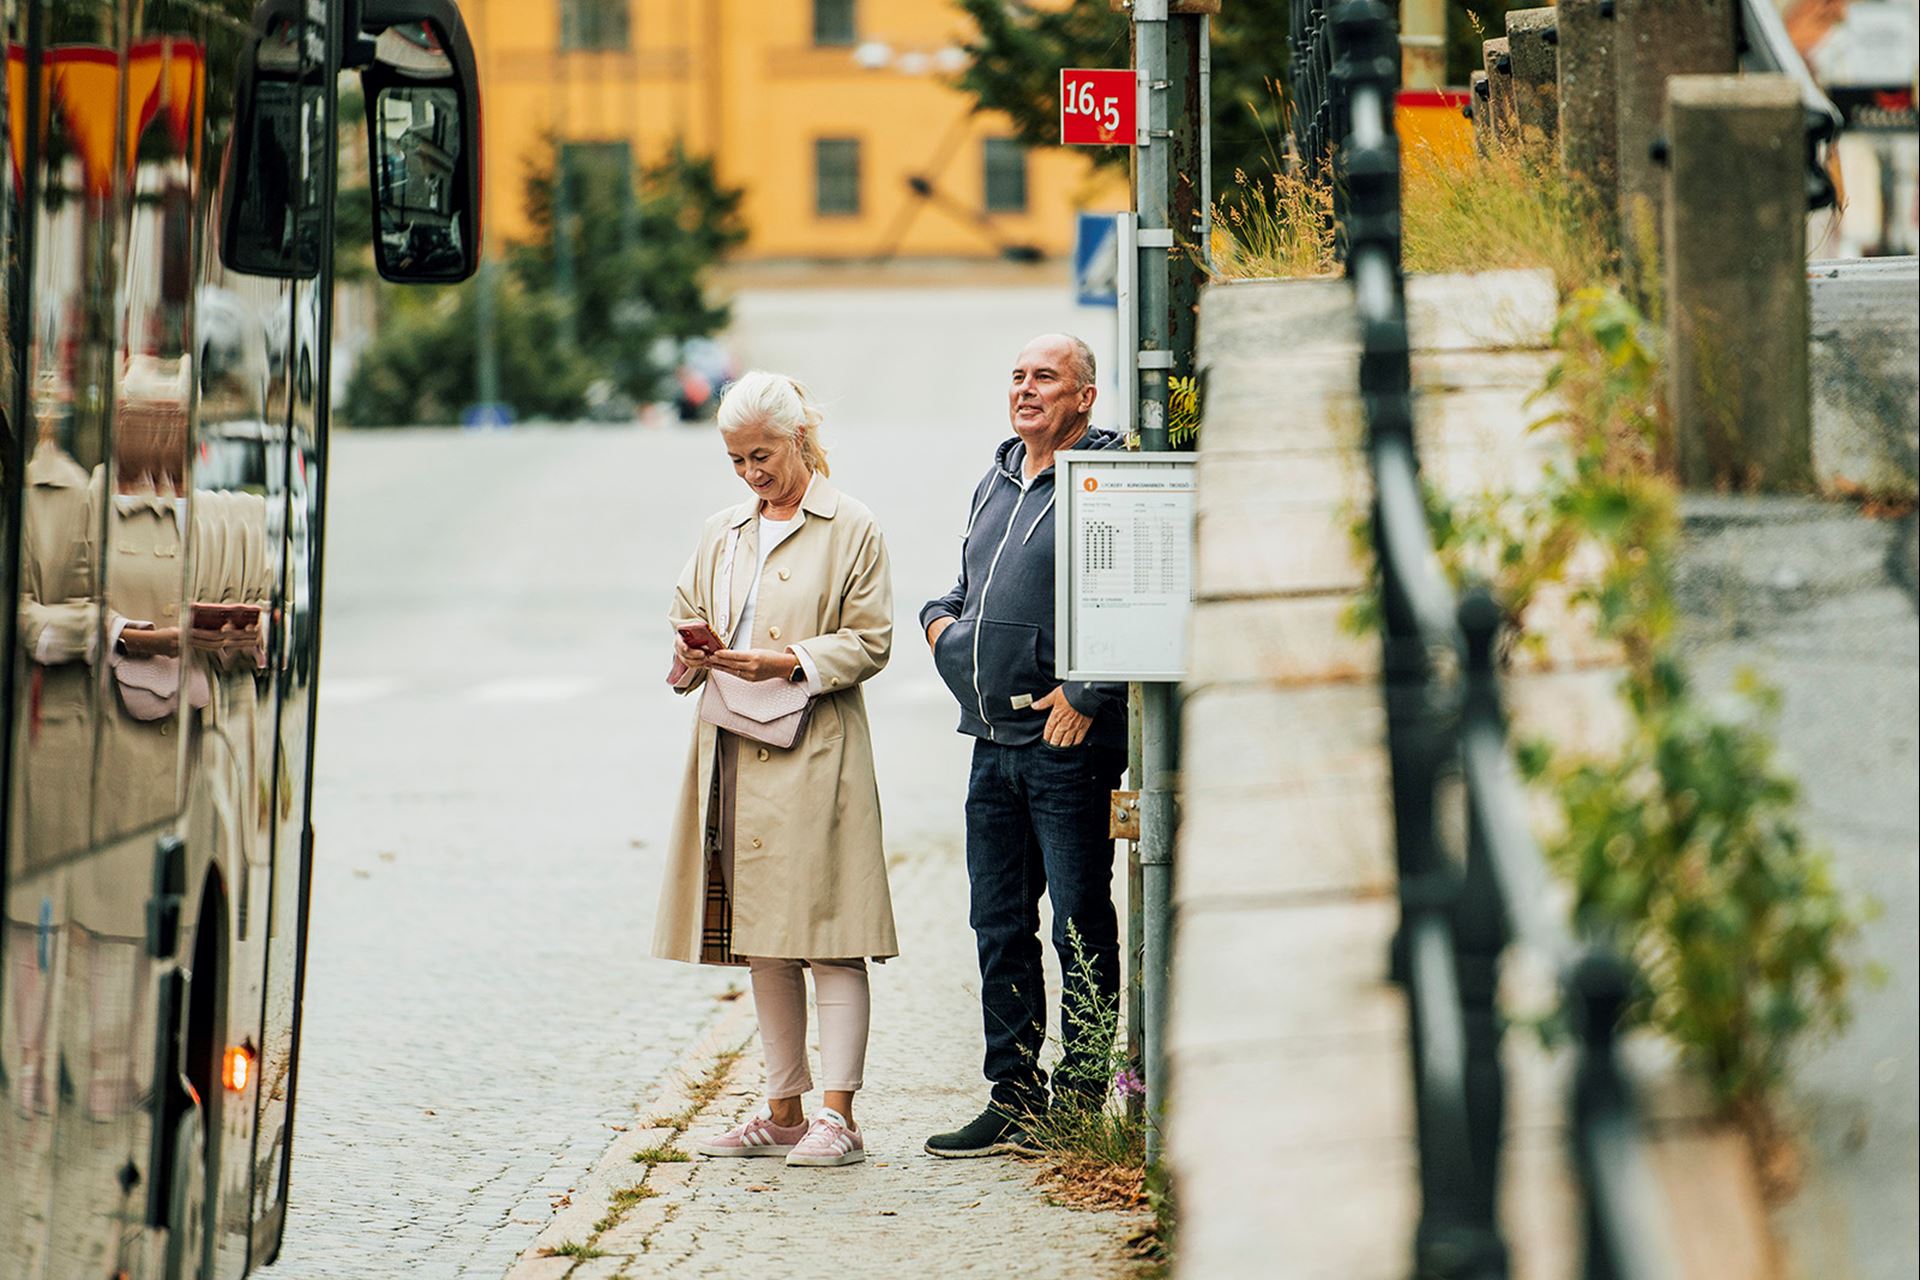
[1400,140,1614,295]
[1213,141,1615,298]
[1211,165,1338,281]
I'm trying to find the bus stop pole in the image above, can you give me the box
[1133,0,1210,1173]
[1132,0,1174,1169]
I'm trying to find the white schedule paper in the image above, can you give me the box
[1059,455,1196,681]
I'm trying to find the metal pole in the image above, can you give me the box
[475,258,501,414]
[1133,0,1174,1169]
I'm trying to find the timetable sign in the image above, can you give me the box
[1060,68,1136,146]
[1055,451,1197,683]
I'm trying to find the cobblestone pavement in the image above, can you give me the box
[503,835,1148,1280]
[272,284,1130,1278]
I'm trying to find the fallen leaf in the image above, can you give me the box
[422,1109,436,1117]
[377,852,397,863]
[746,1184,772,1193]
[877,1210,897,1217]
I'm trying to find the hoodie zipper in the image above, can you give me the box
[971,478,1032,742]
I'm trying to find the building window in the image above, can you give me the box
[561,0,630,52]
[983,139,1028,214]
[813,0,856,47]
[815,138,861,216]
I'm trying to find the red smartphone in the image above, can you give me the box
[678,622,722,654]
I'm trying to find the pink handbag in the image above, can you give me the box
[699,671,812,748]
[690,523,813,749]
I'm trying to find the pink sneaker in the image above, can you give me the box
[784,1108,865,1167]
[694,1105,807,1158]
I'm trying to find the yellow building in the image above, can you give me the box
[460,0,1127,261]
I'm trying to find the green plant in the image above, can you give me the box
[1167,375,1202,449]
[1528,663,1862,1105]
[1349,278,1867,1115]
[544,1240,605,1259]
[1515,289,1865,1109]
[631,1145,690,1166]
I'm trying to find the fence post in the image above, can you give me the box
[1613,0,1737,292]
[1557,0,1621,232]
[1469,72,1493,156]
[1483,39,1518,150]
[1506,8,1559,152]
[1664,74,1813,491]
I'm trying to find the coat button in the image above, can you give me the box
[757,748,769,762]
[768,626,781,640]
[829,677,840,687]
[750,837,763,850]
[778,569,791,581]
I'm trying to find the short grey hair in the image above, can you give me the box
[1064,335,1097,389]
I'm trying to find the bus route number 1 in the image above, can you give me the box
[1059,68,1135,147]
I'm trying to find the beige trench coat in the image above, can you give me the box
[652,476,899,963]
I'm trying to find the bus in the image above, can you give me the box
[1,2,480,1277]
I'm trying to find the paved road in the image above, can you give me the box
[271,285,1119,1278]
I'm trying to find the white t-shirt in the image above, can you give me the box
[732,513,800,649]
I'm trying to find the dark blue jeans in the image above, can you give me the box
[964,738,1127,1114]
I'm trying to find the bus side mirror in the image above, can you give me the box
[358,1,483,284]
[218,2,327,278]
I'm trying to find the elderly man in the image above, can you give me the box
[921,333,1128,1157]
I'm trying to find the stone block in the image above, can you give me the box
[1182,683,1386,793]
[1808,258,1920,492]
[1166,900,1404,1054]
[1187,594,1377,689]
[501,1258,574,1280]
[1407,269,1559,350]
[1613,0,1738,290]
[1505,8,1560,151]
[1485,38,1519,147]
[1170,1130,1414,1280]
[1175,771,1395,905]
[1664,75,1811,492]
[1195,499,1368,599]
[1558,0,1621,220]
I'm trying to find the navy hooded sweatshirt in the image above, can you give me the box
[919,428,1128,749]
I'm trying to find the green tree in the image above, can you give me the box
[342,138,745,425]
[955,0,1291,206]
[955,1,1524,200]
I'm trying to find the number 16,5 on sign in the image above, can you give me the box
[1060,68,1135,146]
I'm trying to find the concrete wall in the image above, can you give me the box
[1171,270,1778,1278]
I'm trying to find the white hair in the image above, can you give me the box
[717,370,829,476]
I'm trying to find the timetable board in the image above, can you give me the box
[1054,450,1196,683]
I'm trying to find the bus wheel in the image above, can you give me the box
[163,1107,209,1280]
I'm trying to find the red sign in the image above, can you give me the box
[1060,68,1135,146]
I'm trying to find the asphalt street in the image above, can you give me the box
[270,284,1121,1279]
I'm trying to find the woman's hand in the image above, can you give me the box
[673,634,715,671]
[119,625,181,659]
[706,648,801,683]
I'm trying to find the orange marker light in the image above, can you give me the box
[222,1045,254,1093]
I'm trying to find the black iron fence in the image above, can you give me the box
[1290,4,1678,1277]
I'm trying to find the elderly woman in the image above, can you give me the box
[654,371,897,1168]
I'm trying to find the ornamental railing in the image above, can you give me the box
[1289,5,1678,1277]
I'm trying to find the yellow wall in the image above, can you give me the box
[462,1,1129,261]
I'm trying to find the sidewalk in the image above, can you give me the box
[504,838,1150,1280]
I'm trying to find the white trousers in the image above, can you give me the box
[747,956,870,1097]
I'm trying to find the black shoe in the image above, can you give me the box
[924,1103,1042,1159]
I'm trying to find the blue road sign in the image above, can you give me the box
[1073,212,1120,308]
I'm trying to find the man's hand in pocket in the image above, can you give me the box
[1033,686,1091,748]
